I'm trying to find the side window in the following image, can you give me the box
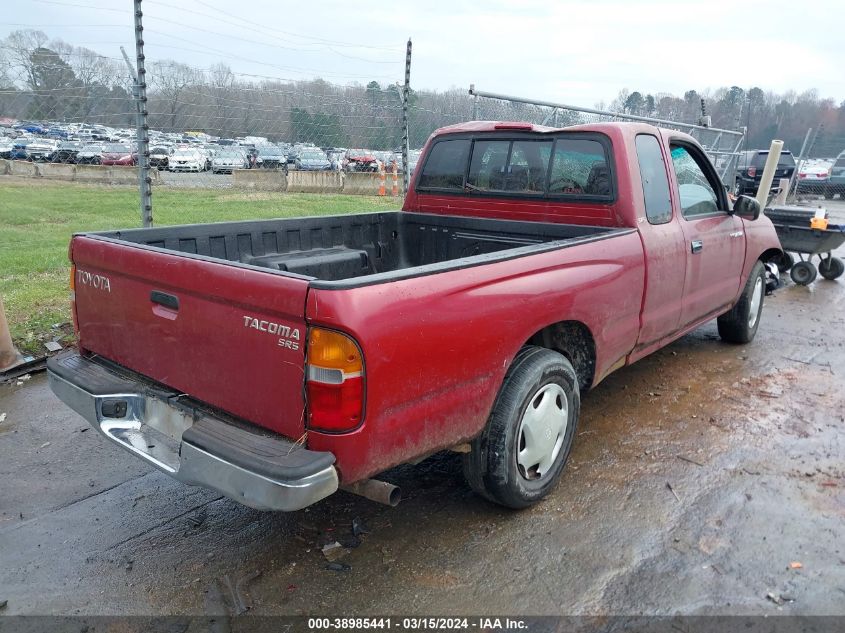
[635,135,672,224]
[670,145,720,218]
[417,139,471,190]
[549,139,610,196]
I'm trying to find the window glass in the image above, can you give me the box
[509,140,551,192]
[417,139,471,190]
[467,139,551,193]
[549,139,610,195]
[635,135,672,224]
[670,145,720,217]
[467,140,510,190]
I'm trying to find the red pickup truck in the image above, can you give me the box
[48,121,781,512]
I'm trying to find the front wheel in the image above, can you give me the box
[718,261,766,344]
[463,346,580,509]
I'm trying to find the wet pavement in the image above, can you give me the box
[1,202,844,617]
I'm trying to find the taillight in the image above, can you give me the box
[747,166,757,177]
[306,327,364,432]
[69,263,79,337]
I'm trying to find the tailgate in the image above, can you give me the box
[71,236,309,439]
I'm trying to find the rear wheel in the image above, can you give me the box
[819,256,845,280]
[790,261,818,285]
[463,346,579,509]
[718,261,766,344]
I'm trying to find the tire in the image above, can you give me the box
[772,251,794,273]
[718,260,766,344]
[463,346,580,509]
[819,256,845,280]
[790,261,817,285]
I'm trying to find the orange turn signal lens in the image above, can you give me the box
[69,264,76,291]
[306,328,364,432]
[307,328,362,374]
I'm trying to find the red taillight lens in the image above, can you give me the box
[747,166,757,177]
[69,263,79,337]
[306,328,364,432]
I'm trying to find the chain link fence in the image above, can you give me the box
[2,8,845,355]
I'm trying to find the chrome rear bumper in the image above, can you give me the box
[47,352,338,511]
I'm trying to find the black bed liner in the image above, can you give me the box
[86,211,631,288]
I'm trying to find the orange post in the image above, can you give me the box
[0,296,24,372]
[378,168,386,196]
[391,163,399,196]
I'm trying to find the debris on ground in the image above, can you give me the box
[44,341,63,353]
[676,454,705,467]
[321,541,348,562]
[0,413,6,424]
[0,600,6,610]
[352,517,370,538]
[187,512,207,528]
[666,481,681,502]
[325,562,351,572]
[789,561,803,569]
[766,591,796,606]
[39,442,50,449]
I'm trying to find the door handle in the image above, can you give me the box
[150,290,179,311]
[691,240,703,254]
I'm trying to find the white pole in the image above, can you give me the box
[755,139,784,207]
[0,296,24,372]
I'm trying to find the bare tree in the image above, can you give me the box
[149,61,198,131]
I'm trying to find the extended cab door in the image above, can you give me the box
[668,141,745,329]
[632,133,688,352]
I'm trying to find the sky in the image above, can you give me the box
[4,0,844,106]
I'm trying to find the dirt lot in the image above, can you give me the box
[1,202,844,618]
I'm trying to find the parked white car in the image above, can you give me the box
[211,148,250,174]
[168,147,211,172]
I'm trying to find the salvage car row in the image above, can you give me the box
[0,121,422,175]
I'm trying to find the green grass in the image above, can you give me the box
[0,177,400,354]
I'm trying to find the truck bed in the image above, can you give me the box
[91,211,626,288]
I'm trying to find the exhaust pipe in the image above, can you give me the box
[342,479,401,507]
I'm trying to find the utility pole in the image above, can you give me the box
[130,0,152,226]
[401,38,412,195]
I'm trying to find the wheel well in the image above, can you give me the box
[759,247,784,264]
[526,321,596,391]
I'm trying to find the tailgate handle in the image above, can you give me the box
[150,290,179,311]
[691,240,703,254]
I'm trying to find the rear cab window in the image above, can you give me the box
[416,139,471,190]
[753,152,795,168]
[416,132,614,201]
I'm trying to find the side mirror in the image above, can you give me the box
[733,195,761,221]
